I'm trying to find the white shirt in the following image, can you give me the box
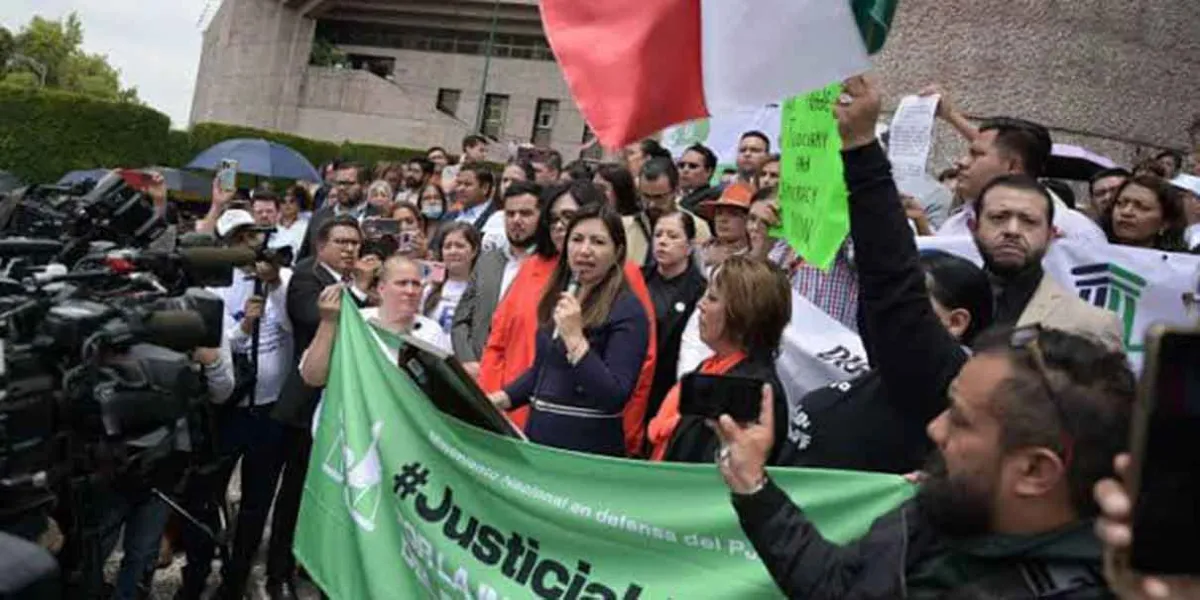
[361,308,451,353]
[478,210,509,256]
[270,216,309,260]
[500,244,533,299]
[211,268,294,406]
[936,193,1107,244]
[1186,223,1200,250]
[426,279,468,334]
[320,262,370,303]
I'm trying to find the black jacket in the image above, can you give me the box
[662,356,789,464]
[271,257,368,428]
[642,263,707,431]
[781,142,967,474]
[734,481,1113,599]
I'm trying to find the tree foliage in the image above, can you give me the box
[0,13,138,102]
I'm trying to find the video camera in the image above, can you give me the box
[0,171,252,545]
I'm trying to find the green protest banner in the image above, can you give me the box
[776,83,850,270]
[296,302,913,599]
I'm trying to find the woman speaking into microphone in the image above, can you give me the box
[488,205,651,456]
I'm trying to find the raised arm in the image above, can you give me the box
[919,84,978,143]
[298,285,343,388]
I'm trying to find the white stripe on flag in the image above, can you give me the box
[698,0,871,111]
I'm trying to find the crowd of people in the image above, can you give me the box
[76,77,1200,599]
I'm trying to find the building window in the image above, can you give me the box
[481,94,509,139]
[316,21,558,62]
[436,88,461,117]
[580,124,603,160]
[531,99,559,146]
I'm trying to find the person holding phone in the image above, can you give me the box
[390,201,429,259]
[647,255,791,462]
[486,205,650,457]
[423,222,481,334]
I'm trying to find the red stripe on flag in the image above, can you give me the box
[540,0,708,148]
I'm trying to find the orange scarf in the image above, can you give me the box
[647,351,747,461]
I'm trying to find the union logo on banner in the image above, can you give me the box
[1071,263,1147,352]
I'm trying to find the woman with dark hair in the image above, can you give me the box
[648,256,791,462]
[488,205,651,456]
[560,160,594,182]
[642,211,706,432]
[594,164,652,266]
[1100,174,1188,251]
[390,201,429,260]
[423,221,481,334]
[480,181,660,455]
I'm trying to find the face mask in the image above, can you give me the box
[422,204,444,219]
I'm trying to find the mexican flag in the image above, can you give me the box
[540,0,900,147]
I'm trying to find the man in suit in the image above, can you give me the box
[453,181,543,379]
[970,174,1123,349]
[297,162,381,260]
[265,216,368,599]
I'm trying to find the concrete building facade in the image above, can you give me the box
[191,0,1200,169]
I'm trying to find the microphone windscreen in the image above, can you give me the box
[177,246,256,287]
[142,310,210,352]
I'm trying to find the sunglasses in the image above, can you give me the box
[1009,325,1074,468]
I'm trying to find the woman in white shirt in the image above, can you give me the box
[300,255,450,389]
[422,221,481,334]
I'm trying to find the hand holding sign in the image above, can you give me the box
[834,75,882,150]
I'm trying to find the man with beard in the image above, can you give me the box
[716,325,1132,599]
[397,157,435,205]
[452,181,543,379]
[969,174,1122,349]
[298,162,381,259]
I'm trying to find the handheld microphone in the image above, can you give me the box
[552,274,580,341]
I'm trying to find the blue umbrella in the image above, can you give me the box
[186,138,320,181]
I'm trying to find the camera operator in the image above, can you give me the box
[175,209,294,600]
[76,335,234,599]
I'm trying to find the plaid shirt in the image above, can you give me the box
[789,241,859,332]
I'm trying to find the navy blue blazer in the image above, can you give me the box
[504,290,650,456]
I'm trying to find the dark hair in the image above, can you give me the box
[359,238,392,262]
[973,174,1056,226]
[751,186,778,203]
[563,160,594,182]
[937,166,960,183]
[740,130,771,153]
[1040,179,1076,210]
[684,143,718,172]
[533,181,605,258]
[502,180,544,209]
[536,204,629,330]
[1099,174,1188,251]
[317,216,361,245]
[408,157,435,178]
[391,201,427,231]
[459,164,496,196]
[655,210,697,242]
[709,255,790,359]
[426,146,448,159]
[1153,150,1183,172]
[507,160,536,181]
[285,185,311,211]
[1133,158,1170,179]
[595,164,642,216]
[534,148,564,172]
[423,222,483,315]
[641,157,679,190]
[918,250,994,345]
[639,139,672,162]
[1088,167,1131,191]
[978,117,1052,178]
[336,162,369,184]
[462,134,488,151]
[764,153,781,166]
[971,326,1135,518]
[415,182,446,213]
[251,189,281,208]
[720,167,738,176]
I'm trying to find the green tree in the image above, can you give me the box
[0,12,138,102]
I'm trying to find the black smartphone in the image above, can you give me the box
[363,218,401,239]
[1128,325,1200,576]
[679,373,764,423]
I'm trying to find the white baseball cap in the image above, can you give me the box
[216,209,256,239]
[1170,173,1200,197]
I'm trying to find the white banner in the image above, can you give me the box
[918,237,1200,371]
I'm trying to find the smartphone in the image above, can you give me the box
[419,261,447,284]
[678,373,764,423]
[118,169,155,190]
[217,159,238,193]
[362,218,401,239]
[1127,325,1200,576]
[397,230,415,252]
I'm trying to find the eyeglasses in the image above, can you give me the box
[328,237,361,248]
[677,161,702,170]
[1008,325,1074,468]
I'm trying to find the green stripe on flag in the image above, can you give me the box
[853,0,899,54]
[296,299,914,599]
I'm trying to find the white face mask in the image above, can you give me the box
[422,203,444,219]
